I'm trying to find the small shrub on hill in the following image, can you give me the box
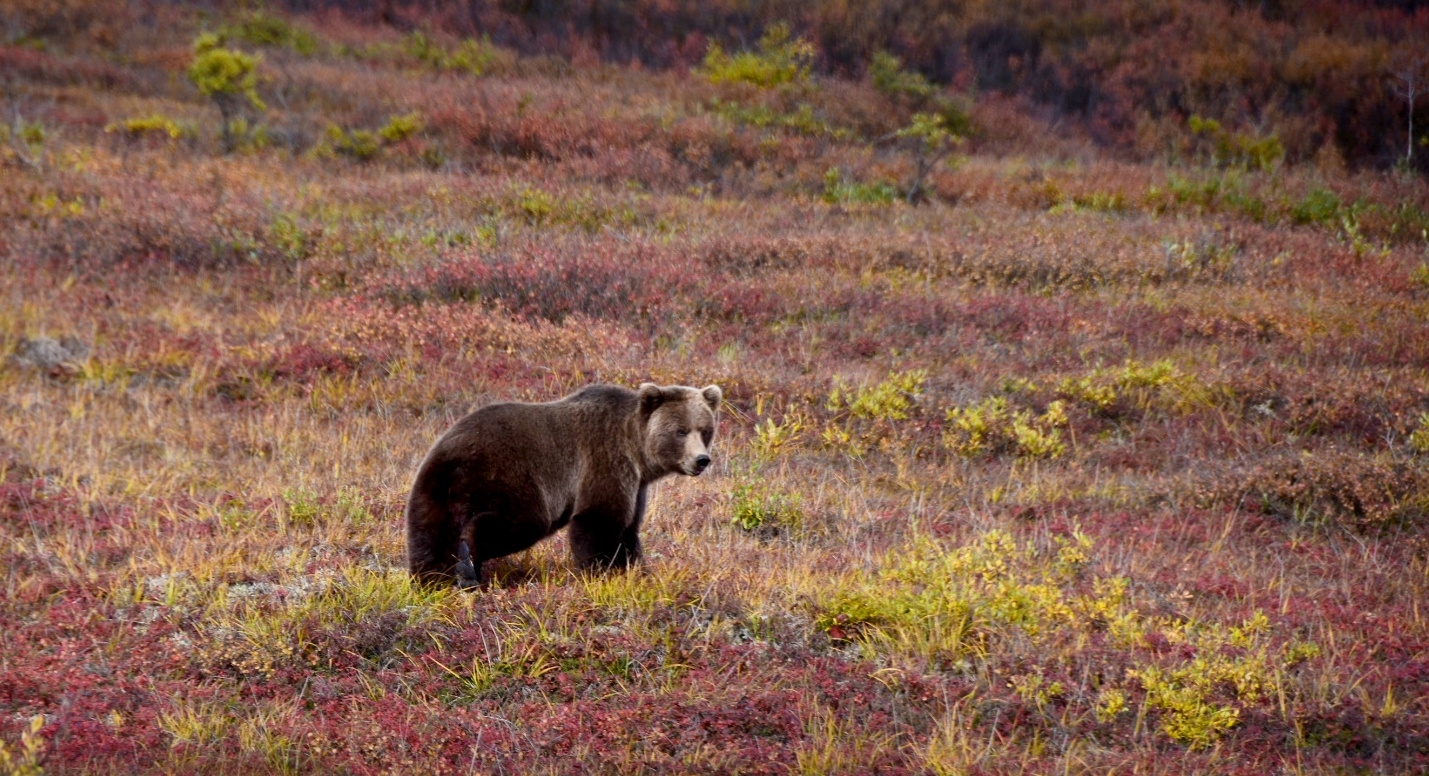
[822,370,926,457]
[822,168,897,205]
[1187,115,1284,172]
[223,10,319,56]
[1128,611,1293,749]
[1411,413,1429,454]
[318,113,424,161]
[187,33,265,152]
[275,485,377,529]
[750,407,806,462]
[105,114,192,140]
[701,23,814,89]
[378,112,423,143]
[325,125,379,161]
[943,397,1067,459]
[827,370,926,422]
[1161,234,1239,283]
[0,715,46,776]
[403,32,512,76]
[815,529,1096,653]
[0,717,46,776]
[730,481,804,538]
[1054,359,1211,418]
[432,642,558,703]
[869,51,936,103]
[1290,187,1341,226]
[708,99,848,138]
[891,111,964,204]
[2,115,48,171]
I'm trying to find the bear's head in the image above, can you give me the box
[638,383,722,478]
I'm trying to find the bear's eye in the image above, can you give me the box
[676,429,690,438]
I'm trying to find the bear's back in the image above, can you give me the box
[430,385,637,472]
[561,384,639,414]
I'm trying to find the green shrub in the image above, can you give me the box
[279,486,373,528]
[822,168,898,205]
[751,410,806,461]
[225,10,318,55]
[1128,612,1288,749]
[403,31,446,69]
[326,126,379,161]
[1291,188,1341,225]
[105,114,191,140]
[869,51,935,102]
[818,532,1312,751]
[281,487,320,527]
[708,99,847,138]
[943,397,1067,459]
[1095,687,1129,723]
[730,482,804,537]
[403,32,510,76]
[3,117,43,149]
[1056,360,1209,416]
[1166,172,1221,209]
[1408,413,1429,454]
[1117,358,1178,389]
[1,116,47,171]
[1070,191,1127,213]
[187,33,265,152]
[1412,262,1429,290]
[318,114,424,162]
[893,111,964,203]
[223,117,271,152]
[1223,188,1267,222]
[1390,203,1429,241]
[1188,115,1283,172]
[701,22,814,88]
[433,642,556,702]
[815,530,1090,651]
[516,186,556,224]
[496,187,640,232]
[1162,235,1238,281]
[447,37,508,76]
[378,112,423,143]
[827,370,927,421]
[421,146,448,170]
[269,213,309,262]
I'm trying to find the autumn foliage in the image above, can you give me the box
[1,1,1428,773]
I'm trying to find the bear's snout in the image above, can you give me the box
[692,454,712,474]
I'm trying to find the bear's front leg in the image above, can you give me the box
[609,483,648,568]
[569,507,640,572]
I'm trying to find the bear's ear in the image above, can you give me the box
[638,383,665,415]
[701,385,722,412]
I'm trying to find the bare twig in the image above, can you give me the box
[1389,55,1429,165]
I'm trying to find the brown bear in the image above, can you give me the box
[405,382,722,587]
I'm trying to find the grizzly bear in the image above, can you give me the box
[405,382,722,587]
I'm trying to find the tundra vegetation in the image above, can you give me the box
[1,1,1428,773]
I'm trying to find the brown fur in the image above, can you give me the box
[405,382,721,586]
